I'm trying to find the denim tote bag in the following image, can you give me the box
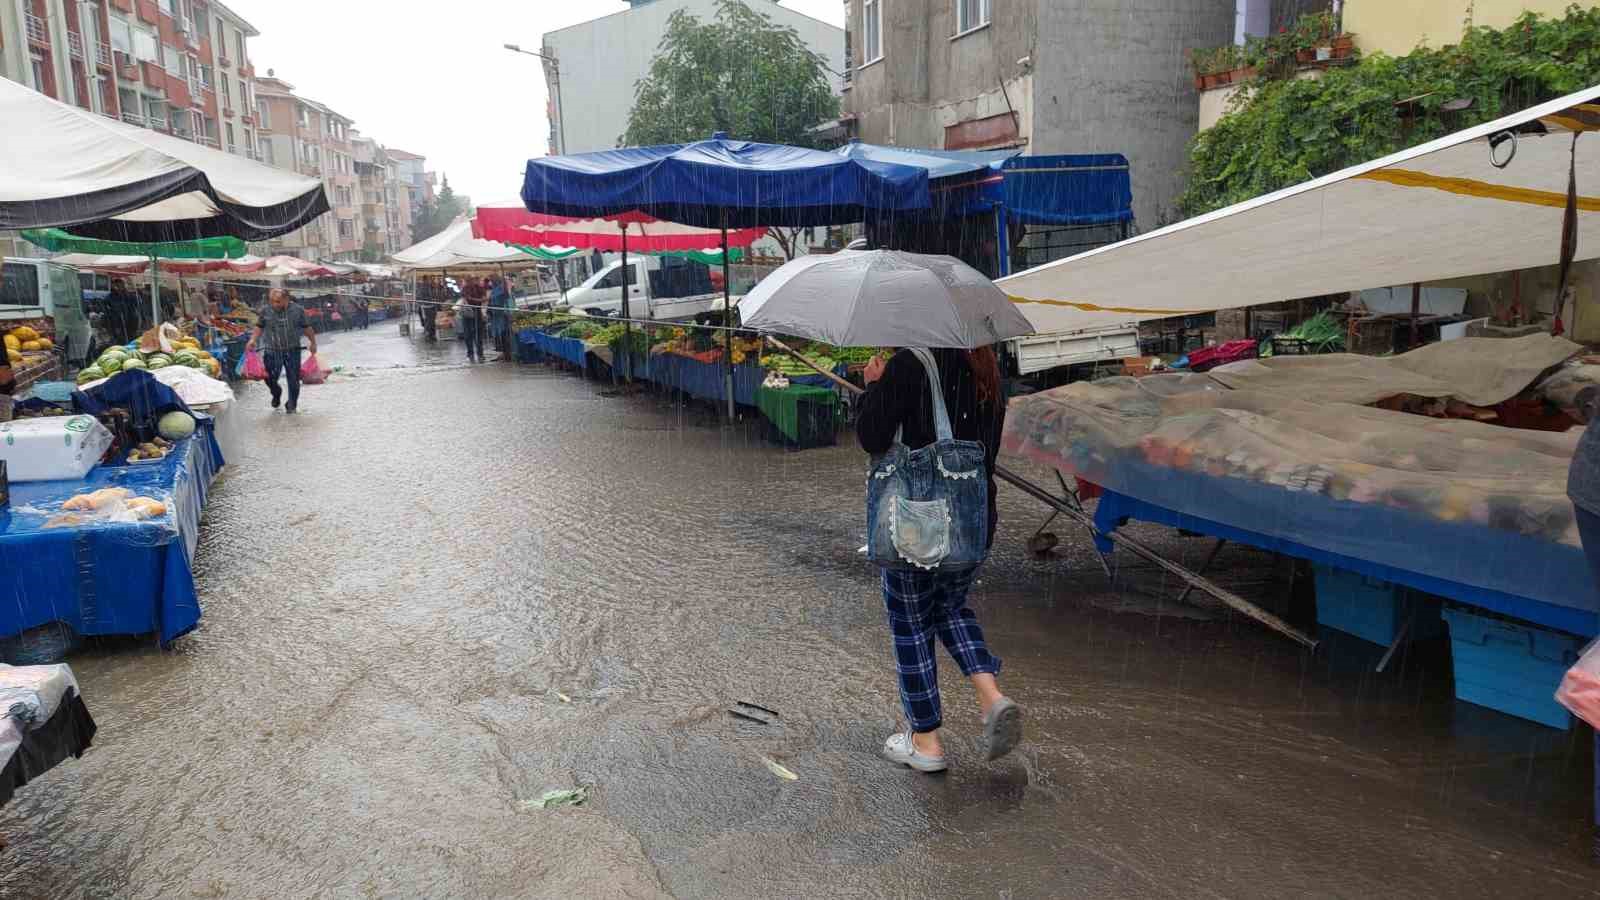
[866,348,990,571]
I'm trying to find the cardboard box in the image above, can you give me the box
[0,415,112,482]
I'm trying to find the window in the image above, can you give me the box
[200,63,213,87]
[337,219,354,240]
[862,0,882,64]
[216,20,226,55]
[220,74,230,104]
[956,0,990,34]
[243,128,253,152]
[1,262,40,308]
[132,28,159,63]
[261,140,275,166]
[225,123,235,151]
[297,105,309,128]
[29,53,48,95]
[108,16,133,55]
[159,0,175,14]
[235,30,246,65]
[257,100,270,128]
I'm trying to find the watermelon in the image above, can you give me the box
[76,366,104,385]
[119,357,148,371]
[146,356,170,370]
[98,356,123,374]
[158,411,196,441]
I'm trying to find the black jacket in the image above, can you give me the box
[857,348,1005,543]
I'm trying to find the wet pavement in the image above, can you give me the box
[2,320,1596,898]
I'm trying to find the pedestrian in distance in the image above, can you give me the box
[459,277,488,363]
[103,278,142,346]
[857,345,1022,773]
[417,277,439,343]
[247,288,317,414]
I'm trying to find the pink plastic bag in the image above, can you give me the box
[242,349,267,380]
[299,353,328,385]
[1556,638,1600,730]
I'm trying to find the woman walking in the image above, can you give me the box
[857,345,1022,772]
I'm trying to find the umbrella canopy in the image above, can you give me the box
[0,77,328,242]
[472,201,767,253]
[1001,83,1600,336]
[49,253,269,276]
[739,250,1035,348]
[521,135,930,228]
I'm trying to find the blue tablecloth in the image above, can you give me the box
[1093,483,1599,639]
[649,353,763,406]
[530,332,589,367]
[0,421,224,647]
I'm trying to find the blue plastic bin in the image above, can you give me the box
[1313,564,1444,646]
[1441,607,1583,729]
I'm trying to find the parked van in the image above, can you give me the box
[561,255,733,322]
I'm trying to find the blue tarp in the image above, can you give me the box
[834,142,1020,181]
[522,135,931,228]
[649,353,764,407]
[0,419,224,649]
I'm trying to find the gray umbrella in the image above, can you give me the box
[738,250,1035,348]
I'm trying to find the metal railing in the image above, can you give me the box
[96,42,112,68]
[197,135,220,149]
[66,32,85,61]
[122,111,147,128]
[25,13,48,46]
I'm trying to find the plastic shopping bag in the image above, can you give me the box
[299,353,328,385]
[242,349,267,381]
[1556,638,1600,730]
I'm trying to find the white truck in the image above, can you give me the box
[2,257,92,367]
[1004,324,1141,384]
[560,256,735,322]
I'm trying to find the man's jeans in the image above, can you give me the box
[264,348,302,409]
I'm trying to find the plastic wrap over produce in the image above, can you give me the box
[0,664,80,767]
[1003,375,1596,614]
[5,483,179,548]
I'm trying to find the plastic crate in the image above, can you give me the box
[1442,607,1584,729]
[1313,564,1445,645]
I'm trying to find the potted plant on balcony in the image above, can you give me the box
[1191,44,1253,91]
[1292,11,1355,64]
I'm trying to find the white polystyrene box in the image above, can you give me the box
[0,415,112,482]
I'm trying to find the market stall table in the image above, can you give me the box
[0,420,224,656]
[756,382,840,449]
[0,663,95,808]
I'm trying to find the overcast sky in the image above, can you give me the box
[245,1,844,210]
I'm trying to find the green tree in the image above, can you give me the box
[623,0,840,149]
[1178,7,1600,218]
[412,175,466,242]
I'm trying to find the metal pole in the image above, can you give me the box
[149,256,160,330]
[554,62,567,156]
[619,226,631,383]
[721,214,733,421]
[1410,281,1421,349]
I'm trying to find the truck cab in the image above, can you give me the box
[561,256,729,322]
[1,257,92,366]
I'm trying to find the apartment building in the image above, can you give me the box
[352,132,412,257]
[254,71,361,260]
[385,149,433,234]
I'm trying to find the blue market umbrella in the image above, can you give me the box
[522,134,931,415]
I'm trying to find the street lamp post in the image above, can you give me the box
[504,43,566,156]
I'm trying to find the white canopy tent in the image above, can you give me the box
[390,217,537,272]
[0,77,327,242]
[1000,85,1600,336]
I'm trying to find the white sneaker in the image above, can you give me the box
[882,730,947,773]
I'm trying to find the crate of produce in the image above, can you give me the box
[1441,606,1584,729]
[1313,564,1444,646]
[1186,339,1258,373]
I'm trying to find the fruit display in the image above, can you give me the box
[5,323,56,374]
[157,411,196,441]
[81,340,223,385]
[126,437,174,463]
[46,487,168,527]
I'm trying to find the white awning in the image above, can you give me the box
[1000,84,1600,335]
[391,217,532,271]
[0,77,327,242]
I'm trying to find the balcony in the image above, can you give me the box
[25,13,49,48]
[115,51,139,81]
[96,42,113,70]
[67,32,85,62]
[121,111,147,128]
[239,62,254,77]
[140,61,166,92]
[195,135,219,149]
[217,53,231,68]
[222,105,234,118]
[240,113,255,126]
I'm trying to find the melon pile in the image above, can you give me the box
[78,336,223,385]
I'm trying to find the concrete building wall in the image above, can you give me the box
[1033,0,1235,228]
[1343,0,1578,58]
[542,0,843,153]
[845,0,1035,151]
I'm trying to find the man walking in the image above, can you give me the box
[103,278,142,347]
[459,277,488,363]
[247,289,317,414]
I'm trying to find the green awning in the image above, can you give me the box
[21,228,247,259]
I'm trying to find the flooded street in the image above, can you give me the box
[1,322,1595,899]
